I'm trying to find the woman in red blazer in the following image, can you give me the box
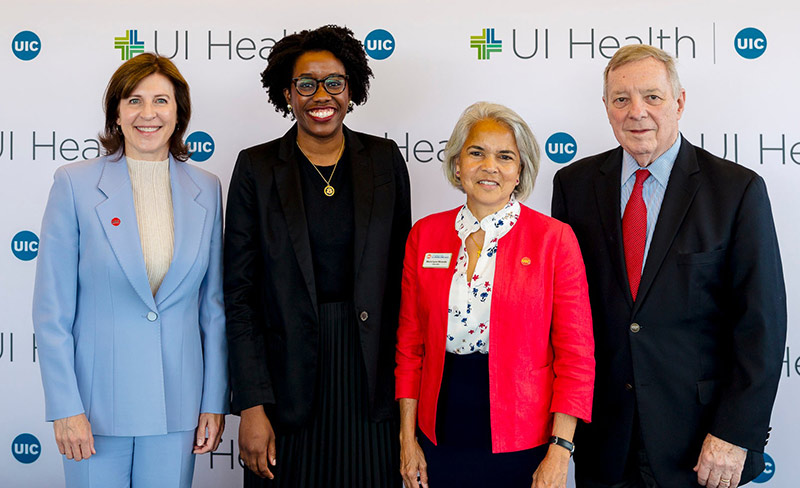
[396,102,595,488]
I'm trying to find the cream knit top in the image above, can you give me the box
[126,157,174,295]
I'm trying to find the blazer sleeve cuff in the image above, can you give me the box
[231,389,276,416]
[200,386,231,414]
[550,395,592,424]
[394,380,420,401]
[45,400,86,423]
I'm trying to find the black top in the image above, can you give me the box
[297,145,355,303]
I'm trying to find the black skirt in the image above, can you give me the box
[244,302,399,488]
[419,352,548,487]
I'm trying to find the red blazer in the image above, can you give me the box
[396,204,594,453]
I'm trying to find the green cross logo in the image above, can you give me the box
[470,28,502,60]
[114,30,145,60]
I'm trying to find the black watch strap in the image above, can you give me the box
[549,435,575,456]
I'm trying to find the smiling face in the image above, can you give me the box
[604,57,685,167]
[284,50,350,143]
[116,72,177,161]
[457,119,521,220]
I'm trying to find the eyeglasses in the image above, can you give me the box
[291,74,349,96]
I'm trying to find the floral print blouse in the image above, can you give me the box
[446,196,520,354]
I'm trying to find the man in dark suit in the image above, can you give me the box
[552,44,786,488]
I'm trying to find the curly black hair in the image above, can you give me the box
[261,25,373,118]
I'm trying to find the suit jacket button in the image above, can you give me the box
[625,383,634,391]
[359,311,369,322]
[630,322,641,333]
[147,311,158,322]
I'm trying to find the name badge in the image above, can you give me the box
[423,253,452,269]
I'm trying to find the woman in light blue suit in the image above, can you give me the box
[32,53,229,488]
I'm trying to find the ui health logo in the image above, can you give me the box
[11,433,41,464]
[186,131,215,162]
[115,29,145,60]
[12,31,41,61]
[734,27,766,59]
[545,132,578,164]
[364,29,395,60]
[470,28,502,60]
[11,231,39,261]
[752,452,775,483]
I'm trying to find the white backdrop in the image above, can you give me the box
[2,0,797,486]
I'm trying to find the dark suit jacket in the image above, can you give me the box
[551,136,786,487]
[224,125,411,428]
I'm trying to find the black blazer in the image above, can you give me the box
[224,125,411,427]
[552,136,786,487]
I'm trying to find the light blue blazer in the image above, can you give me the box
[33,154,229,437]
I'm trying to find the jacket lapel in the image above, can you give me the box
[594,148,633,307]
[155,155,206,305]
[347,127,374,276]
[95,156,156,310]
[634,136,700,313]
[275,127,318,316]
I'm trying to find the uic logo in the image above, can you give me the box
[11,433,41,464]
[12,31,41,61]
[11,230,39,261]
[752,452,775,483]
[470,28,502,60]
[734,27,766,59]
[545,132,578,164]
[365,29,395,60]
[186,131,215,162]
[114,29,145,60]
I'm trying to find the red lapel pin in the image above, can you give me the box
[111,218,121,226]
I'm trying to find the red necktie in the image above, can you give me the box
[623,169,650,301]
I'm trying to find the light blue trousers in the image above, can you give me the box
[62,430,196,488]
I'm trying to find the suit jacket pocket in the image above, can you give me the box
[677,249,726,265]
[374,171,393,187]
[514,362,554,425]
[677,249,727,318]
[697,378,719,405]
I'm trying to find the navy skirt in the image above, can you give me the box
[244,302,399,488]
[419,352,548,487]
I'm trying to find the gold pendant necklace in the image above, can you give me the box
[469,232,483,256]
[296,138,346,197]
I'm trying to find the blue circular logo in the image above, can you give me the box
[11,231,39,261]
[545,132,578,164]
[186,131,215,162]
[364,29,395,60]
[734,27,767,59]
[12,31,41,61]
[752,452,775,483]
[11,434,41,464]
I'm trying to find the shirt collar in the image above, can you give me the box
[621,134,681,188]
[455,195,521,241]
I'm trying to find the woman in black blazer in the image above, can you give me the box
[224,25,411,488]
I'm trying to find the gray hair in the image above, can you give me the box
[603,44,682,100]
[443,101,540,201]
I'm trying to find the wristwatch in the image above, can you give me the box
[549,435,575,456]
